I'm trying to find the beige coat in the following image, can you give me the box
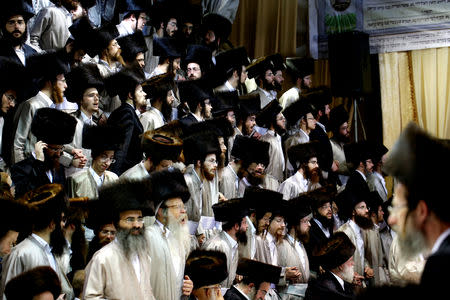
[364,227,390,286]
[67,169,118,199]
[237,175,280,198]
[83,241,156,300]
[336,222,369,277]
[139,107,165,132]
[260,130,285,183]
[120,161,150,180]
[219,164,239,199]
[277,236,310,283]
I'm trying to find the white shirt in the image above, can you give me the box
[15,47,26,65]
[38,91,55,107]
[373,171,388,195]
[349,220,365,268]
[266,232,278,265]
[431,228,450,255]
[246,216,257,259]
[356,170,367,182]
[287,234,307,272]
[80,111,94,125]
[32,233,58,272]
[89,167,104,188]
[313,218,331,238]
[331,271,345,291]
[225,80,236,92]
[224,231,238,260]
[32,151,53,182]
[116,21,134,37]
[234,285,251,300]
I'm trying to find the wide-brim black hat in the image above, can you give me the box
[185,250,228,289]
[117,31,148,62]
[313,231,355,270]
[183,44,212,71]
[283,100,314,127]
[237,258,282,284]
[200,13,232,41]
[82,125,124,153]
[231,135,270,167]
[285,57,314,79]
[141,130,183,162]
[150,168,190,208]
[243,186,283,215]
[212,91,239,118]
[328,104,349,132]
[0,57,26,93]
[31,108,77,145]
[26,51,70,82]
[118,0,150,14]
[212,198,248,223]
[287,141,320,170]
[88,23,120,57]
[0,198,29,234]
[366,191,383,214]
[256,100,282,128]
[105,65,145,99]
[267,53,286,72]
[183,131,220,164]
[153,37,182,58]
[246,56,274,79]
[304,87,332,110]
[2,0,34,22]
[65,63,104,103]
[287,193,313,225]
[69,16,96,51]
[184,118,233,140]
[214,47,250,81]
[238,94,261,119]
[178,79,211,112]
[179,3,202,26]
[344,141,373,167]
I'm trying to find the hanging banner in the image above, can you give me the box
[309,0,450,58]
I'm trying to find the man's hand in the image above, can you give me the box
[98,113,107,126]
[353,272,365,286]
[71,149,87,168]
[331,160,339,172]
[285,267,301,280]
[35,141,47,161]
[364,266,374,279]
[218,192,227,202]
[182,275,193,296]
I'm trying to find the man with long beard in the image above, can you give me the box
[305,232,356,300]
[383,122,450,295]
[0,184,74,299]
[10,108,77,198]
[277,194,313,298]
[233,93,260,141]
[335,189,375,288]
[0,1,37,66]
[279,141,322,200]
[256,100,286,183]
[145,169,194,300]
[203,198,249,291]
[11,51,69,164]
[30,0,82,52]
[83,179,156,300]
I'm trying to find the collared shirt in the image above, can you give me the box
[246,216,257,259]
[38,91,55,107]
[15,47,26,65]
[116,21,134,37]
[32,151,53,182]
[89,167,104,188]
[313,218,331,238]
[190,112,204,123]
[294,171,309,192]
[299,128,310,142]
[266,232,278,265]
[227,164,239,191]
[287,234,306,272]
[224,231,238,259]
[155,219,171,238]
[373,171,388,195]
[431,228,450,255]
[330,271,345,291]
[225,80,236,92]
[234,285,251,300]
[349,220,365,268]
[98,59,121,74]
[31,233,58,272]
[81,111,94,125]
[356,170,367,182]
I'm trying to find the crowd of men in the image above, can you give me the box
[0,1,448,300]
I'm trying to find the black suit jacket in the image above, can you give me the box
[420,234,450,296]
[344,171,370,196]
[0,39,36,66]
[305,271,354,300]
[305,219,333,272]
[107,103,144,176]
[224,286,248,300]
[179,113,199,135]
[10,157,66,198]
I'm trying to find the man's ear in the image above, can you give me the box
[49,220,56,232]
[415,200,429,226]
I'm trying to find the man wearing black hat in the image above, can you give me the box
[277,194,313,296]
[233,94,261,141]
[83,179,156,300]
[116,0,149,37]
[200,12,233,57]
[305,232,356,300]
[329,104,351,188]
[185,249,229,300]
[246,56,277,109]
[106,66,146,176]
[116,30,150,77]
[67,125,121,199]
[267,53,285,97]
[30,0,82,52]
[257,100,286,183]
[0,184,74,299]
[366,142,389,203]
[383,123,450,295]
[225,258,282,300]
[179,80,213,128]
[145,169,194,300]
[213,47,250,96]
[279,142,322,200]
[0,1,37,66]
[343,141,373,197]
[279,57,314,110]
[184,44,213,80]
[11,51,69,164]
[203,198,249,290]
[10,107,77,198]
[150,37,182,78]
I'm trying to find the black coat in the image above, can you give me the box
[107,103,144,176]
[179,113,199,135]
[10,157,66,198]
[420,234,450,296]
[344,171,370,196]
[305,270,355,300]
[224,286,248,300]
[0,39,36,66]
[305,218,333,273]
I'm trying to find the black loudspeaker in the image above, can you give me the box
[328,31,373,97]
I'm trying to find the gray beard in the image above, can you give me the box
[397,219,428,258]
[167,214,191,256]
[116,226,149,260]
[340,263,354,283]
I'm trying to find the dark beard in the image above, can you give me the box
[61,0,79,11]
[236,229,248,245]
[161,99,173,122]
[3,27,27,47]
[202,167,215,181]
[262,77,274,91]
[295,226,310,244]
[116,226,149,260]
[273,80,282,91]
[246,171,264,186]
[315,213,334,231]
[50,224,67,257]
[273,122,286,136]
[354,214,374,230]
[336,133,351,144]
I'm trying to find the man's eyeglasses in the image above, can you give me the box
[100,230,116,236]
[47,145,65,153]
[99,155,116,164]
[5,94,16,105]
[122,217,144,224]
[165,204,186,211]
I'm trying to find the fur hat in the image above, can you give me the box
[185,250,228,289]
[116,31,148,63]
[214,47,250,82]
[313,231,355,270]
[68,16,96,51]
[149,168,190,208]
[231,135,270,167]
[65,63,104,103]
[309,185,337,211]
[256,100,282,128]
[238,93,261,119]
[31,108,77,145]
[178,80,211,112]
[89,23,120,57]
[246,56,274,79]
[369,142,388,166]
[304,87,332,112]
[4,266,61,300]
[366,191,383,214]
[200,13,232,41]
[82,125,124,153]
[285,57,314,79]
[267,53,286,72]
[237,258,282,284]
[141,130,183,162]
[212,198,248,224]
[283,100,314,128]
[142,73,175,101]
[212,91,239,118]
[0,57,26,95]
[2,1,34,23]
[328,104,349,133]
[105,65,145,101]
[243,187,284,217]
[98,178,154,221]
[336,187,369,221]
[184,118,233,140]
[183,44,213,72]
[26,51,69,82]
[287,193,313,226]
[344,141,373,168]
[183,131,220,164]
[118,0,149,14]
[153,37,181,58]
[383,122,450,222]
[0,198,28,238]
[287,141,320,170]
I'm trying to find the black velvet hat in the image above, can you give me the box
[283,100,314,128]
[256,100,282,128]
[366,191,384,214]
[246,56,274,79]
[1,0,34,22]
[65,63,104,103]
[116,31,148,63]
[214,46,250,82]
[313,231,355,270]
[0,57,26,94]
[200,13,232,41]
[183,130,220,164]
[212,198,248,224]
[26,51,70,82]
[328,104,349,133]
[238,93,261,119]
[153,37,181,58]
[267,53,286,72]
[285,57,314,79]
[149,168,190,207]
[118,0,149,14]
[184,117,233,140]
[105,65,145,101]
[178,79,210,112]
[344,141,373,168]
[287,141,320,170]
[31,108,77,145]
[89,23,120,57]
[68,16,96,52]
[82,125,123,153]
[212,91,239,118]
[230,135,270,167]
[141,130,183,163]
[237,258,282,284]
[243,186,283,212]
[185,250,228,289]
[183,44,213,72]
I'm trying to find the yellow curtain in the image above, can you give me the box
[229,0,297,59]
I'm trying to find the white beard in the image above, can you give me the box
[167,213,191,259]
[340,263,354,283]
